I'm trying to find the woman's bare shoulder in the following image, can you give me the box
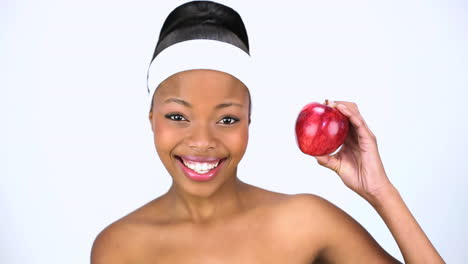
[240,189,344,260]
[270,194,336,244]
[242,184,333,217]
[243,183,332,210]
[279,193,347,221]
[275,193,375,242]
[249,189,333,218]
[90,219,139,263]
[90,197,169,264]
[276,193,401,263]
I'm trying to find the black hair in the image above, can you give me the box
[149,0,252,122]
[152,1,249,59]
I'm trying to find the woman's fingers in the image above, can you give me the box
[332,101,376,142]
[315,154,341,174]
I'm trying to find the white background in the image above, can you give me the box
[2,0,467,263]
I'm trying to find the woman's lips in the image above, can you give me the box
[175,156,226,182]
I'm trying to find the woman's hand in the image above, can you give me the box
[314,100,446,263]
[314,100,394,203]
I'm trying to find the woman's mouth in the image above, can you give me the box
[175,155,226,182]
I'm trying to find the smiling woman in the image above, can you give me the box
[90,1,445,263]
[150,69,250,195]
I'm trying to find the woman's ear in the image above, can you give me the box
[149,110,155,133]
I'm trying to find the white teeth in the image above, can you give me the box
[181,159,220,174]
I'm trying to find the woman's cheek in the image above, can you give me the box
[153,118,179,153]
[224,124,249,159]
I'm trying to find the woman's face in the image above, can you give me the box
[149,69,250,197]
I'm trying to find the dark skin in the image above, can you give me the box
[91,69,444,263]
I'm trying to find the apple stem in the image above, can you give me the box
[325,99,329,105]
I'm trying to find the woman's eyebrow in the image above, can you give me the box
[164,98,192,107]
[163,98,243,109]
[215,102,243,109]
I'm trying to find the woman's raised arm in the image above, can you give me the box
[313,100,445,264]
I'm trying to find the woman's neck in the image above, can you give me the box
[166,176,250,223]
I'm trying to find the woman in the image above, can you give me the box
[91,1,445,263]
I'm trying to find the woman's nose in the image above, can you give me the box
[186,123,217,152]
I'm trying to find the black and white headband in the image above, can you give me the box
[146,39,254,112]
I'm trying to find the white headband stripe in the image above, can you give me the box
[146,39,253,110]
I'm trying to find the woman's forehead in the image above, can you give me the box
[155,69,248,100]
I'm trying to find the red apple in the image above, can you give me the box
[295,101,350,156]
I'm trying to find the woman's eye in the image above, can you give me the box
[164,114,238,124]
[165,113,187,121]
[218,116,239,125]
